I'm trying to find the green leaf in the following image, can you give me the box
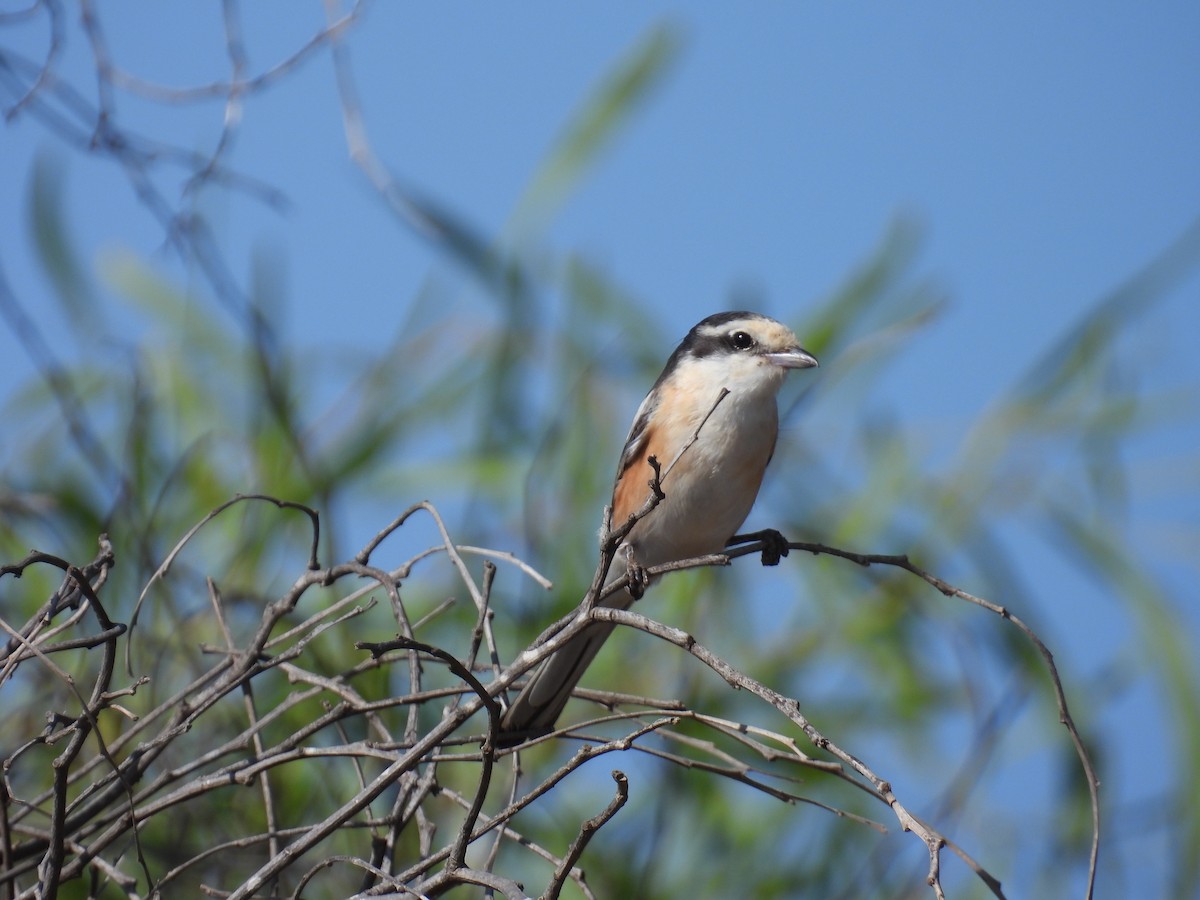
[509,22,683,240]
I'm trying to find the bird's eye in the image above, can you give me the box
[729,331,755,351]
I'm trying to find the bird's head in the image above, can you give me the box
[656,311,818,399]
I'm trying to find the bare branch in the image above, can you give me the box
[779,539,1099,898]
[588,604,1005,899]
[0,503,1092,899]
[542,770,629,900]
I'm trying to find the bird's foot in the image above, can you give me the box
[624,546,650,599]
[727,529,790,567]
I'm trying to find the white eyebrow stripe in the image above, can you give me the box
[695,318,758,339]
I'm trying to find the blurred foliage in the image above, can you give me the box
[3,17,1199,900]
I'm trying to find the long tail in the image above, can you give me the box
[498,585,634,745]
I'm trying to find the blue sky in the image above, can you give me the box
[5,4,1198,399]
[2,4,1199,896]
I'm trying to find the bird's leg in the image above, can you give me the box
[623,544,650,599]
[727,529,790,567]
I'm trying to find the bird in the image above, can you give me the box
[498,311,818,744]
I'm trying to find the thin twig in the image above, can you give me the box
[589,605,1003,900]
[779,539,1099,899]
[541,770,628,900]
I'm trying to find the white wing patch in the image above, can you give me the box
[615,390,657,483]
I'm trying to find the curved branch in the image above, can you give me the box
[542,770,628,900]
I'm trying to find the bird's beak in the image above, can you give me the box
[765,347,819,369]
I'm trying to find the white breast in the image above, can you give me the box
[629,376,780,568]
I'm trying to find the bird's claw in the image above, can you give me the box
[758,529,789,566]
[728,529,790,567]
[624,546,650,599]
